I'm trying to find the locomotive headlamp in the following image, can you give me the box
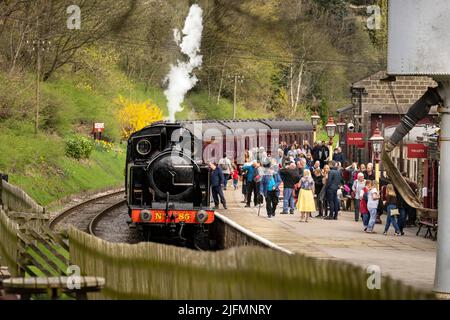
[140,210,152,222]
[137,139,152,156]
[196,210,208,223]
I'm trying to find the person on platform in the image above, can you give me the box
[242,160,261,208]
[241,164,248,203]
[313,160,321,172]
[260,164,282,218]
[352,173,366,222]
[364,163,376,181]
[360,180,372,231]
[232,164,239,190]
[325,161,341,220]
[320,164,331,218]
[347,162,358,181]
[312,168,324,217]
[312,142,321,163]
[319,141,330,168]
[402,171,418,226]
[209,162,227,210]
[296,169,316,222]
[333,147,345,164]
[366,181,380,233]
[305,153,314,169]
[218,155,233,190]
[279,162,301,214]
[296,160,305,178]
[354,163,365,180]
[383,184,401,236]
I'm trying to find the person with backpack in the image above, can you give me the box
[218,155,233,190]
[259,164,282,218]
[279,162,301,214]
[383,184,401,236]
[242,160,261,207]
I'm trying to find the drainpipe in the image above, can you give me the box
[434,79,450,298]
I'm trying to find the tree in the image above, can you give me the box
[116,95,164,139]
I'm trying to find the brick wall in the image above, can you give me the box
[353,70,437,114]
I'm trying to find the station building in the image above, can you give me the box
[338,70,440,209]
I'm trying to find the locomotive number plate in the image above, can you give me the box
[177,212,192,222]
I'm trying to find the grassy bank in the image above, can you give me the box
[0,125,125,206]
[0,47,268,206]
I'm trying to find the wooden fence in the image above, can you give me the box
[0,209,19,276]
[69,227,434,300]
[0,180,69,278]
[0,179,44,214]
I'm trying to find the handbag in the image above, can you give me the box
[390,208,400,216]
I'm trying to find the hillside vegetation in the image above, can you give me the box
[0,0,386,205]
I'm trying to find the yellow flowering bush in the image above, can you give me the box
[116,95,163,139]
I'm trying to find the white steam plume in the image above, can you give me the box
[164,4,203,122]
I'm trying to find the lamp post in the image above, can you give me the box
[336,118,346,146]
[325,117,337,161]
[370,127,385,184]
[311,112,320,143]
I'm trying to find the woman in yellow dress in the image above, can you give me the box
[296,169,316,222]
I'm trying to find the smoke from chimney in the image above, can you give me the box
[164,4,203,122]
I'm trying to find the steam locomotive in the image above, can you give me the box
[125,122,213,248]
[126,119,313,247]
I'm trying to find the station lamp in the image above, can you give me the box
[370,126,385,184]
[325,117,337,140]
[336,118,346,135]
[311,112,321,142]
[325,117,337,159]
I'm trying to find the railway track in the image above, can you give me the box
[88,199,126,236]
[49,190,126,234]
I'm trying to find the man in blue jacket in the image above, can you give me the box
[242,160,260,207]
[209,162,227,210]
[325,161,342,220]
[260,165,281,218]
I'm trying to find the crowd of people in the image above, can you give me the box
[208,140,419,235]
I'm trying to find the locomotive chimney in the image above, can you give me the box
[388,0,450,298]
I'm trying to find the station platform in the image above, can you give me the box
[218,188,437,291]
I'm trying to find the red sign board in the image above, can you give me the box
[407,144,428,158]
[93,123,105,133]
[347,133,365,148]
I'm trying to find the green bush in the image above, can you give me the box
[65,135,94,160]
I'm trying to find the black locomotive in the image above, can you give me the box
[125,119,313,248]
[125,122,213,248]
